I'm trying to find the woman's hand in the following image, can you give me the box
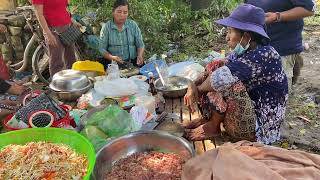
[0,24,7,33]
[184,82,199,113]
[44,32,58,47]
[111,55,124,64]
[72,21,83,30]
[137,55,144,66]
[7,83,26,95]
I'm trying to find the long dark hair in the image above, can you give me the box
[113,0,129,11]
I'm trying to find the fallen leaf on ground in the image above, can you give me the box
[281,142,289,149]
[299,129,306,135]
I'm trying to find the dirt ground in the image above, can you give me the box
[277,24,320,153]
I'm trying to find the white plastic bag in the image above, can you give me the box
[94,78,138,97]
[168,61,205,81]
[130,106,148,129]
[106,63,120,80]
[133,79,150,96]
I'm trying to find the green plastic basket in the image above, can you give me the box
[0,128,96,180]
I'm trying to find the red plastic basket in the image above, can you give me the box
[3,105,76,131]
[3,113,21,131]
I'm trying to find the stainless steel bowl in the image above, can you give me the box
[93,130,195,180]
[83,71,98,78]
[50,69,90,92]
[52,83,92,101]
[154,76,190,98]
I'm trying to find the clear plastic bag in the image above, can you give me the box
[130,106,148,129]
[133,80,150,96]
[94,78,138,97]
[80,125,109,151]
[106,63,120,80]
[168,61,205,81]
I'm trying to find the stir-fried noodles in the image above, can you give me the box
[0,142,88,179]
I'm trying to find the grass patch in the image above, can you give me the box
[305,4,320,26]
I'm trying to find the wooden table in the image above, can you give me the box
[63,94,225,155]
[163,97,224,155]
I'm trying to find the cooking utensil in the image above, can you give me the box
[93,130,195,180]
[50,69,90,92]
[51,83,92,101]
[140,112,168,130]
[154,76,190,98]
[154,62,166,87]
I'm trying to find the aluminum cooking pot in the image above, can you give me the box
[52,83,92,101]
[49,69,91,92]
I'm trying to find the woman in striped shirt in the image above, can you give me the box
[99,0,145,68]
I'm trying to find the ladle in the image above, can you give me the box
[154,63,166,87]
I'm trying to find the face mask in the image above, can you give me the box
[233,36,251,55]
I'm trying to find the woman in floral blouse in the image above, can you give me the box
[183,4,288,144]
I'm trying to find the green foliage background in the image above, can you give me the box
[17,0,241,59]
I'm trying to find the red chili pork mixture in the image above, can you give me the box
[104,151,185,180]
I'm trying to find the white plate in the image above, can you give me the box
[129,75,148,82]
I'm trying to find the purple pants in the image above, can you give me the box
[47,24,76,77]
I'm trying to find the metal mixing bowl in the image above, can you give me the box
[92,130,195,180]
[154,76,190,98]
[52,83,92,101]
[50,69,90,92]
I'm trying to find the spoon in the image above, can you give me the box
[154,63,166,87]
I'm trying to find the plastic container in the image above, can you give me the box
[3,105,74,131]
[140,59,167,78]
[135,95,156,115]
[72,60,105,75]
[0,128,96,180]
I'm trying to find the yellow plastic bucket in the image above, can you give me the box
[72,60,105,75]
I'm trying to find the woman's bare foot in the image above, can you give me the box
[183,118,208,129]
[183,120,221,141]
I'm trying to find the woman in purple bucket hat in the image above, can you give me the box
[183,4,288,144]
